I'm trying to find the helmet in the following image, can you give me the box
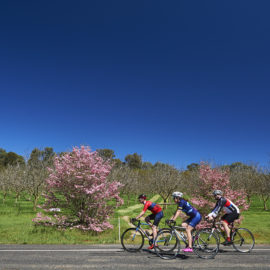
[172,191,183,198]
[213,190,223,196]
[138,194,146,200]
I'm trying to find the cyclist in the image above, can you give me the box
[135,194,164,249]
[206,190,240,245]
[169,191,202,252]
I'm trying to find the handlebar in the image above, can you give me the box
[130,218,141,226]
[165,219,176,226]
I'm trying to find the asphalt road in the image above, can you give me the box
[0,244,269,270]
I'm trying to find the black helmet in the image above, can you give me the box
[138,194,146,200]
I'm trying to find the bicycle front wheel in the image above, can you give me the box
[154,229,180,260]
[121,228,144,252]
[193,229,219,259]
[232,228,255,252]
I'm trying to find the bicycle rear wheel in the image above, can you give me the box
[232,228,255,252]
[193,229,219,259]
[154,229,180,260]
[121,228,144,252]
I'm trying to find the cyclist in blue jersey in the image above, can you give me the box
[169,191,202,252]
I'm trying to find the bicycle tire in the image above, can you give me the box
[154,229,180,260]
[232,228,255,253]
[193,229,219,259]
[121,228,144,252]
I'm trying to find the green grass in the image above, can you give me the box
[0,193,269,244]
[240,196,270,244]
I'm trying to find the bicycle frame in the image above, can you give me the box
[154,221,219,259]
[132,220,156,243]
[164,224,194,247]
[207,219,235,242]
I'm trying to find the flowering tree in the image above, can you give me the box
[33,146,123,231]
[189,163,250,226]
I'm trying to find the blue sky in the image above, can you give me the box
[1,1,270,168]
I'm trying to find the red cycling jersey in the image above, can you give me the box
[143,201,162,214]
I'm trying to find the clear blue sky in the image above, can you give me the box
[1,1,270,168]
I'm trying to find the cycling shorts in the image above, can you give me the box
[183,212,202,228]
[146,211,164,226]
[221,212,239,224]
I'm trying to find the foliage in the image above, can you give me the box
[0,148,25,169]
[34,146,123,232]
[150,162,182,203]
[124,153,142,169]
[97,149,116,160]
[189,163,250,226]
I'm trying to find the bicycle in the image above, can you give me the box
[121,218,165,252]
[204,219,255,253]
[154,220,219,260]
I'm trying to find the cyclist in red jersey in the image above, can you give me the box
[135,194,164,249]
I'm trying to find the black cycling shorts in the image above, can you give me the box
[221,212,239,224]
[145,211,164,226]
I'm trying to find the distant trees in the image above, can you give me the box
[150,163,183,204]
[97,149,116,160]
[0,147,55,209]
[228,162,257,203]
[255,167,270,211]
[108,164,139,205]
[0,146,270,214]
[124,153,143,169]
[188,163,250,226]
[0,148,25,169]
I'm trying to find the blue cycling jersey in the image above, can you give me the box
[178,199,198,217]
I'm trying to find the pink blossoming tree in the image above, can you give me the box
[33,146,123,231]
[189,163,250,227]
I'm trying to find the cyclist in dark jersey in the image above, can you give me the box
[135,194,164,249]
[206,190,240,245]
[170,191,202,252]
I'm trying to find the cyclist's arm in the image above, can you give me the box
[136,210,146,220]
[208,198,226,218]
[171,209,181,221]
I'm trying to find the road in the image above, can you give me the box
[0,244,269,270]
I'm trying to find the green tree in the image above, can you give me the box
[125,153,142,169]
[2,151,25,167]
[186,163,200,171]
[142,161,153,169]
[28,147,55,167]
[26,147,55,210]
[0,148,7,169]
[97,149,116,160]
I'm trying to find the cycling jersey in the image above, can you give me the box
[178,199,198,218]
[143,201,162,214]
[209,197,240,218]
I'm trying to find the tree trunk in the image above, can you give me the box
[246,194,251,204]
[2,192,7,204]
[263,195,269,211]
[33,195,39,211]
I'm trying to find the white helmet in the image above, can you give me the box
[213,190,223,196]
[172,191,183,198]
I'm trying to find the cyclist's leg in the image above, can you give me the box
[186,212,202,249]
[145,214,154,226]
[180,213,201,251]
[221,213,239,244]
[221,215,231,239]
[145,214,155,248]
[152,211,163,242]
